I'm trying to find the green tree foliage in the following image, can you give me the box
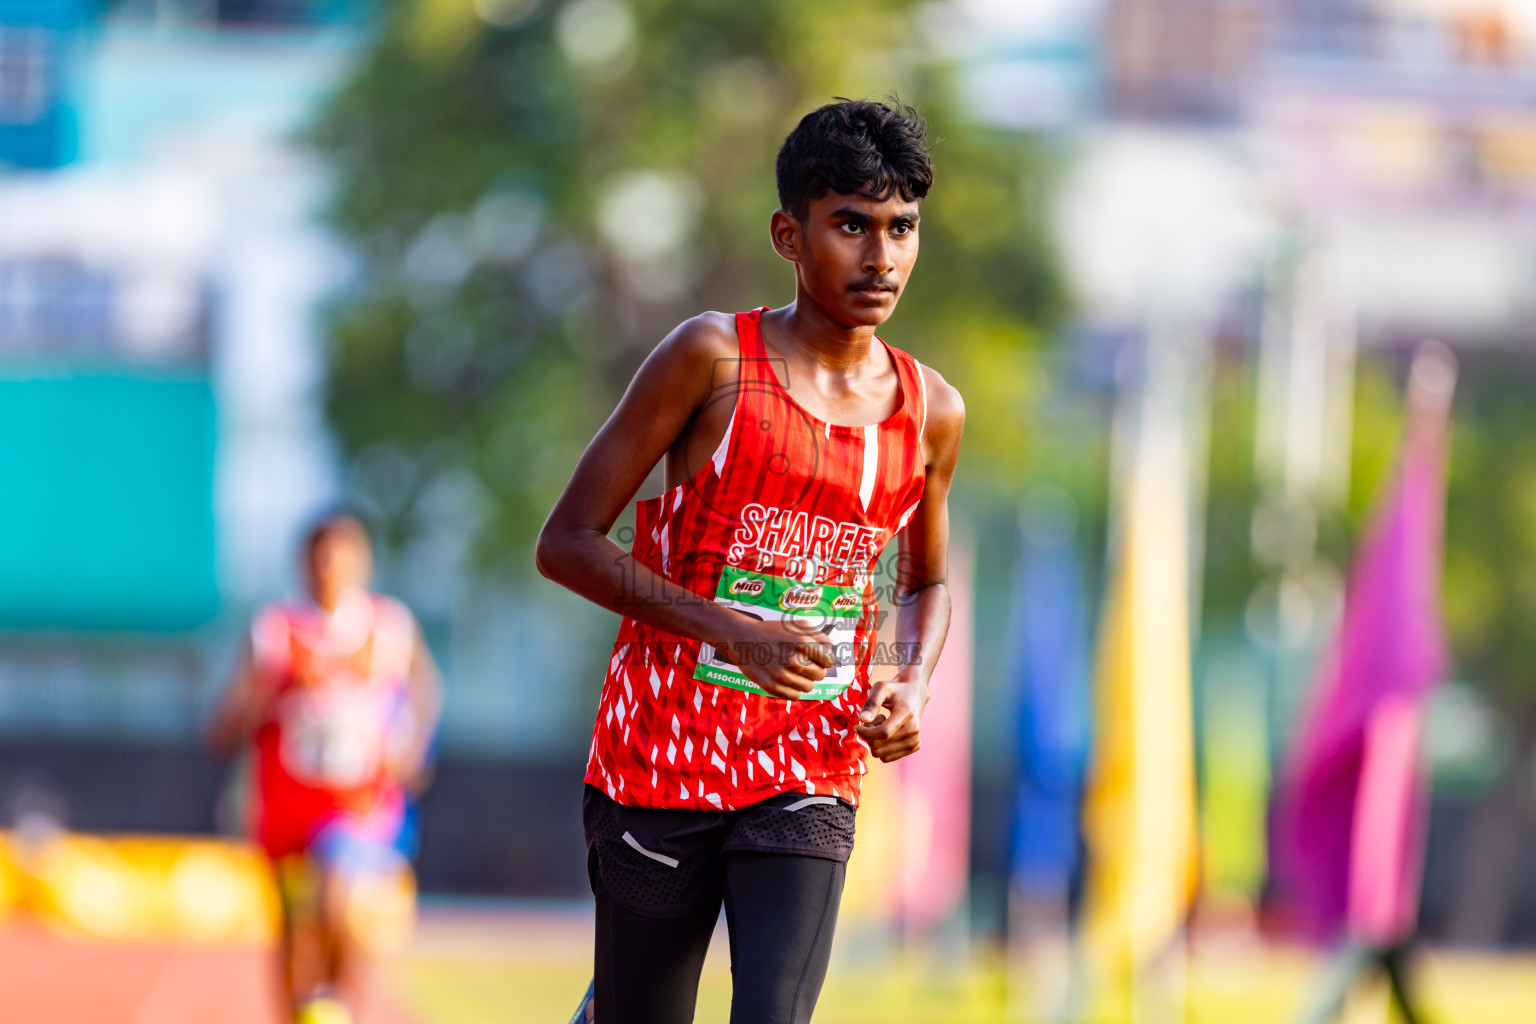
[308,0,1062,570]
[1438,354,1536,725]
[1199,353,1261,628]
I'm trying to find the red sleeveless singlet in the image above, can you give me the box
[585,308,930,810]
[249,592,415,857]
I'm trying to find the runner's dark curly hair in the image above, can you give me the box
[775,98,933,219]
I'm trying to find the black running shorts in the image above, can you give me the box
[582,784,856,918]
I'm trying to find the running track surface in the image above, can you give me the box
[10,903,1536,1024]
[0,921,420,1024]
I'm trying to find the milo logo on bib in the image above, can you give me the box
[729,577,766,598]
[778,585,822,612]
[695,566,862,700]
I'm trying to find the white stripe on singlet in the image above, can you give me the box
[916,360,928,446]
[858,424,879,511]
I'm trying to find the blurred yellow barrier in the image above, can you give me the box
[0,830,280,944]
[0,834,18,920]
[0,831,419,950]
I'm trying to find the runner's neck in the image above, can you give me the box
[758,304,901,426]
[763,300,880,373]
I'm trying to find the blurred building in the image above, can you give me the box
[0,0,87,167]
[0,0,602,899]
[0,0,353,829]
[0,11,353,739]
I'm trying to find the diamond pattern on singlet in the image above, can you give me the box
[585,308,929,810]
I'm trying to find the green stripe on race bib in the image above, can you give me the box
[693,566,862,701]
[715,565,863,619]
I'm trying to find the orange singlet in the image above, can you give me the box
[586,307,929,810]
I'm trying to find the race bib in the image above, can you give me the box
[694,565,862,700]
[277,685,394,787]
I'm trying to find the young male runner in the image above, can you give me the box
[537,99,965,1023]
[207,512,444,1024]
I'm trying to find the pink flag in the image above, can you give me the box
[1348,692,1428,944]
[1274,347,1454,943]
[894,533,974,934]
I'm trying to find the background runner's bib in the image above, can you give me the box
[586,308,930,811]
[250,592,416,857]
[275,681,402,788]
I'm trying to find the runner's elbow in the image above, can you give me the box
[535,519,583,585]
[534,525,563,582]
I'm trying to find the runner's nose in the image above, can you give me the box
[863,233,895,278]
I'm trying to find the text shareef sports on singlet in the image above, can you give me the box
[694,503,881,701]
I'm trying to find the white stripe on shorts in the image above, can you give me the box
[622,830,680,868]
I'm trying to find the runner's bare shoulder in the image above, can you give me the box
[918,363,965,458]
[642,310,742,399]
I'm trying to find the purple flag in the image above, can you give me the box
[1274,349,1454,943]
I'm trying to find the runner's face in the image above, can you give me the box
[781,192,920,328]
[305,526,372,610]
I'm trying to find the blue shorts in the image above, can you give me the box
[309,809,411,879]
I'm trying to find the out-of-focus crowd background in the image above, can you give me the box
[4,0,1536,1020]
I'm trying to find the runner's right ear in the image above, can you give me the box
[770,208,801,264]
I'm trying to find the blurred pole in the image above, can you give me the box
[894,526,974,962]
[1255,243,1355,509]
[1003,486,1090,1024]
[1251,238,1357,783]
[1239,240,1358,940]
[1081,311,1207,1024]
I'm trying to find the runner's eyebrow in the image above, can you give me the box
[828,207,918,228]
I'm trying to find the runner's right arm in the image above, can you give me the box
[536,314,833,700]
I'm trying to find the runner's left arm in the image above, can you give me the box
[856,367,964,763]
[394,619,445,791]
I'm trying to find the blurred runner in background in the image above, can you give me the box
[207,511,443,1024]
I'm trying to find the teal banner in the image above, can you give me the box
[0,374,218,630]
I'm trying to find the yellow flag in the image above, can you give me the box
[1081,383,1200,982]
